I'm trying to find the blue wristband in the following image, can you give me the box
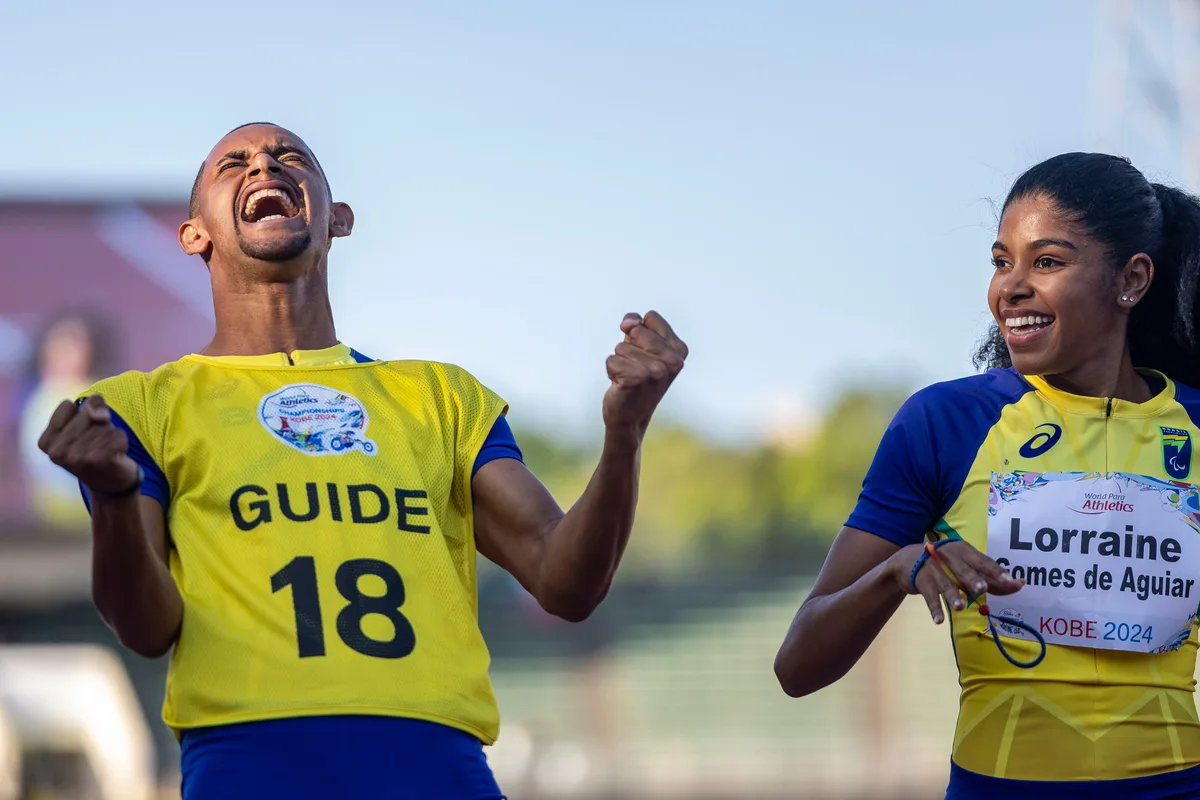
[909,549,933,592]
[909,538,956,592]
[91,464,144,499]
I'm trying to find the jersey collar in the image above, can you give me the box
[1023,369,1176,418]
[191,343,364,367]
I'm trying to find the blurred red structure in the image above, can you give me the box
[0,199,212,523]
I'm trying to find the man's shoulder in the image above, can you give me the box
[84,358,199,415]
[74,361,188,440]
[374,360,491,392]
[373,360,506,432]
[85,361,172,398]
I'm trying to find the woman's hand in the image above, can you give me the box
[887,540,1025,624]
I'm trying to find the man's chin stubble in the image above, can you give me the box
[237,231,313,263]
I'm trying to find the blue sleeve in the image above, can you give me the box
[347,347,514,476]
[79,408,170,514]
[845,369,1032,547]
[1173,379,1200,429]
[472,415,523,477]
[845,394,945,547]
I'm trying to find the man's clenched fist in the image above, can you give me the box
[38,395,140,496]
[603,310,688,438]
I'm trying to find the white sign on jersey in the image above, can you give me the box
[986,471,1200,654]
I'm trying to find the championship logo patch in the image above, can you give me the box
[258,383,377,456]
[1161,427,1192,480]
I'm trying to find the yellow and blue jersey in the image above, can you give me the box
[80,344,517,799]
[848,367,1200,798]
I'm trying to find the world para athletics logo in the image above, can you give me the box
[258,383,377,456]
[1161,427,1192,480]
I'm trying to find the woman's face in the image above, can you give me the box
[989,194,1145,383]
[40,319,93,382]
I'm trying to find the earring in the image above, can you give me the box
[1121,295,1129,302]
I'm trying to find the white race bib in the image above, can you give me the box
[987,472,1200,654]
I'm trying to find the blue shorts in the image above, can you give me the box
[947,760,1200,799]
[180,716,505,799]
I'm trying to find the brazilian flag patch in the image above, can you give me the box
[1161,427,1192,480]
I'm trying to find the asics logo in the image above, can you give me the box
[1019,423,1062,459]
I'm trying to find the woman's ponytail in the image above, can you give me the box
[1130,185,1200,386]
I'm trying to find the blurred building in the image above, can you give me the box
[0,199,212,526]
[0,198,208,797]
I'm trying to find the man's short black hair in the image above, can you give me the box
[188,121,330,218]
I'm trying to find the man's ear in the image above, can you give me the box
[179,218,212,258]
[329,202,354,239]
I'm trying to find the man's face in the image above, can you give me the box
[184,124,348,268]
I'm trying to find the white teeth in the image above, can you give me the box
[243,188,297,219]
[1005,315,1053,328]
[258,214,285,221]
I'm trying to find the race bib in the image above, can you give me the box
[987,471,1200,654]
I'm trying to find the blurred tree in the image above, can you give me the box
[774,387,910,544]
[500,383,910,579]
[510,425,591,480]
[621,426,762,575]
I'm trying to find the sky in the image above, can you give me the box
[0,0,1193,442]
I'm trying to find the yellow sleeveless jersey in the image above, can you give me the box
[847,367,1200,782]
[85,344,507,743]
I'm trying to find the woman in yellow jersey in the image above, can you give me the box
[775,153,1200,799]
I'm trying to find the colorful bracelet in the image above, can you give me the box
[917,537,1047,669]
[909,538,954,592]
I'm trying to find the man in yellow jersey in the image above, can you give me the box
[36,122,688,799]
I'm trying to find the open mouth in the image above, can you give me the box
[241,185,302,223]
[1005,314,1055,338]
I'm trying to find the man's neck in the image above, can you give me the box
[204,265,338,357]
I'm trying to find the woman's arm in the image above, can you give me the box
[774,527,910,697]
[774,528,1022,697]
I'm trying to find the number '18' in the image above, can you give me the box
[271,556,416,659]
